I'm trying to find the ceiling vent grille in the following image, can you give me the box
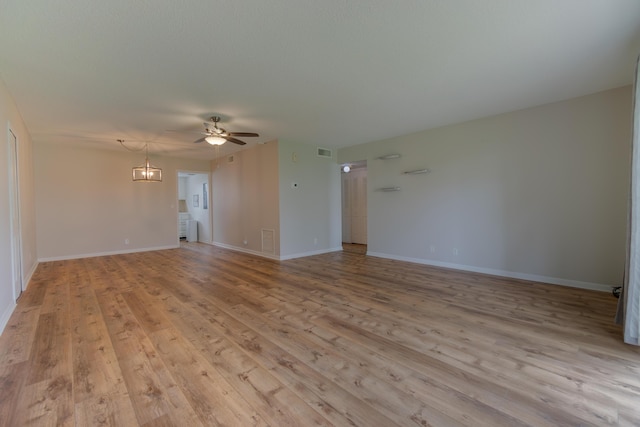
[317,147,332,158]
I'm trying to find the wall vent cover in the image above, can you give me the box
[227,155,234,163]
[261,229,275,254]
[317,147,332,158]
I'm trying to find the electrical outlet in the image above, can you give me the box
[453,248,458,256]
[430,245,436,253]
[125,238,130,245]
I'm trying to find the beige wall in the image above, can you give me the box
[278,140,342,258]
[34,143,210,260]
[211,141,281,256]
[211,139,342,259]
[0,77,37,330]
[339,86,632,289]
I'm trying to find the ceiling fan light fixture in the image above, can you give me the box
[205,135,227,145]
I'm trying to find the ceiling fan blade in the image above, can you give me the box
[225,136,247,145]
[193,137,205,143]
[227,132,259,137]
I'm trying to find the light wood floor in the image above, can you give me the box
[1,243,639,426]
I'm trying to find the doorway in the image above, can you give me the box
[177,171,212,244]
[341,160,368,247]
[8,128,23,301]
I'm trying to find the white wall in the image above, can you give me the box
[34,143,210,260]
[212,141,281,256]
[339,86,632,290]
[0,77,37,332]
[178,175,188,199]
[278,140,342,258]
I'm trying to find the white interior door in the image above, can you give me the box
[8,128,23,301]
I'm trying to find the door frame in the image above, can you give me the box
[7,125,23,301]
[177,170,213,244]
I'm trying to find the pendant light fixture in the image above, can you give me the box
[124,141,162,182]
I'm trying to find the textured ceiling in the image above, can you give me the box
[1,1,639,159]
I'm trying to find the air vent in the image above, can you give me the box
[227,155,234,163]
[317,147,332,158]
[261,229,275,253]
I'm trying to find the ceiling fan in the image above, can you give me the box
[194,116,259,146]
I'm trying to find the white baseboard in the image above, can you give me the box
[36,244,609,292]
[212,242,343,261]
[0,301,17,335]
[212,242,281,260]
[0,261,39,335]
[23,260,38,291]
[367,251,613,292]
[38,245,179,262]
[280,247,343,260]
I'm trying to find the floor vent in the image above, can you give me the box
[317,147,332,158]
[261,229,275,253]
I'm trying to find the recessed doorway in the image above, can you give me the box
[341,160,367,250]
[177,171,212,244]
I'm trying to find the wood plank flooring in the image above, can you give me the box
[1,242,639,426]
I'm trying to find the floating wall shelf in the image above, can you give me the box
[376,186,401,192]
[376,153,401,160]
[403,168,431,175]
